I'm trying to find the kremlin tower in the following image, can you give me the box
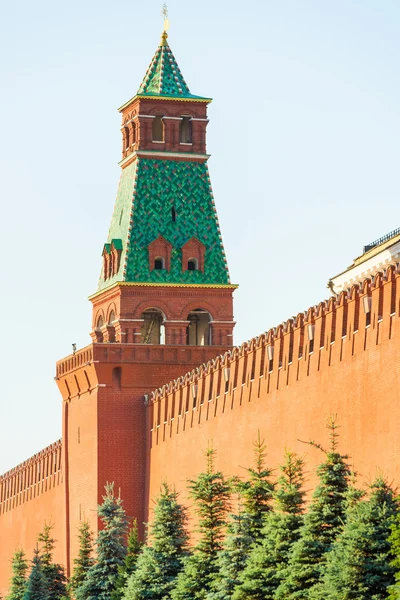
[4,18,400,600]
[54,27,236,569]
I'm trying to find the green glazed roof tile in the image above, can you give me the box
[111,239,123,250]
[137,33,202,100]
[97,158,230,290]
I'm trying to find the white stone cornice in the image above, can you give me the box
[331,241,400,293]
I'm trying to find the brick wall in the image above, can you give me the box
[0,441,65,597]
[146,266,400,528]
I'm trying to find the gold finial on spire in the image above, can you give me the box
[160,3,170,45]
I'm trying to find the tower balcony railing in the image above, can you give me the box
[56,345,93,378]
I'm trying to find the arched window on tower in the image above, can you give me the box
[96,316,104,343]
[154,257,165,270]
[107,310,116,343]
[141,309,165,345]
[187,258,198,271]
[152,116,164,142]
[186,309,211,346]
[180,116,192,144]
[131,121,136,144]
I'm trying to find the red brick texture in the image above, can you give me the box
[90,283,235,346]
[55,343,231,579]
[146,267,400,530]
[0,442,65,597]
[120,97,209,163]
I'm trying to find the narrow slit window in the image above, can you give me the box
[180,116,192,144]
[171,207,176,222]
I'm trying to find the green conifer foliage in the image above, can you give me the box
[236,433,274,542]
[276,418,351,599]
[389,511,400,599]
[172,448,231,600]
[68,521,95,595]
[7,550,29,600]
[37,524,68,600]
[317,477,398,599]
[123,483,189,600]
[75,482,128,600]
[124,521,143,574]
[23,547,49,600]
[111,520,143,600]
[234,451,306,600]
[207,507,253,600]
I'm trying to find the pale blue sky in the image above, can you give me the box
[0,1,399,473]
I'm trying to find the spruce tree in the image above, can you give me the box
[68,520,95,595]
[172,448,231,600]
[276,417,351,599]
[23,547,49,600]
[237,433,274,542]
[317,476,398,599]
[124,483,189,600]
[7,550,29,600]
[389,510,400,599]
[234,450,306,600]
[207,507,253,600]
[37,523,68,600]
[75,482,128,600]
[111,520,143,600]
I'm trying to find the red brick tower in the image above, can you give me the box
[55,27,236,572]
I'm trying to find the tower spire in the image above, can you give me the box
[162,3,169,30]
[161,3,169,45]
[92,26,235,347]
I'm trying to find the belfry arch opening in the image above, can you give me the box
[96,315,104,342]
[186,309,211,346]
[141,309,165,345]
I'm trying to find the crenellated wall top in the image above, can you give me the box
[0,439,62,481]
[149,263,400,404]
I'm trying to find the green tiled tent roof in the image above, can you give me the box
[97,159,230,291]
[137,33,208,100]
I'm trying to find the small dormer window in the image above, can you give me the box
[148,236,172,272]
[188,258,198,271]
[154,257,165,270]
[152,116,164,142]
[180,116,192,144]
